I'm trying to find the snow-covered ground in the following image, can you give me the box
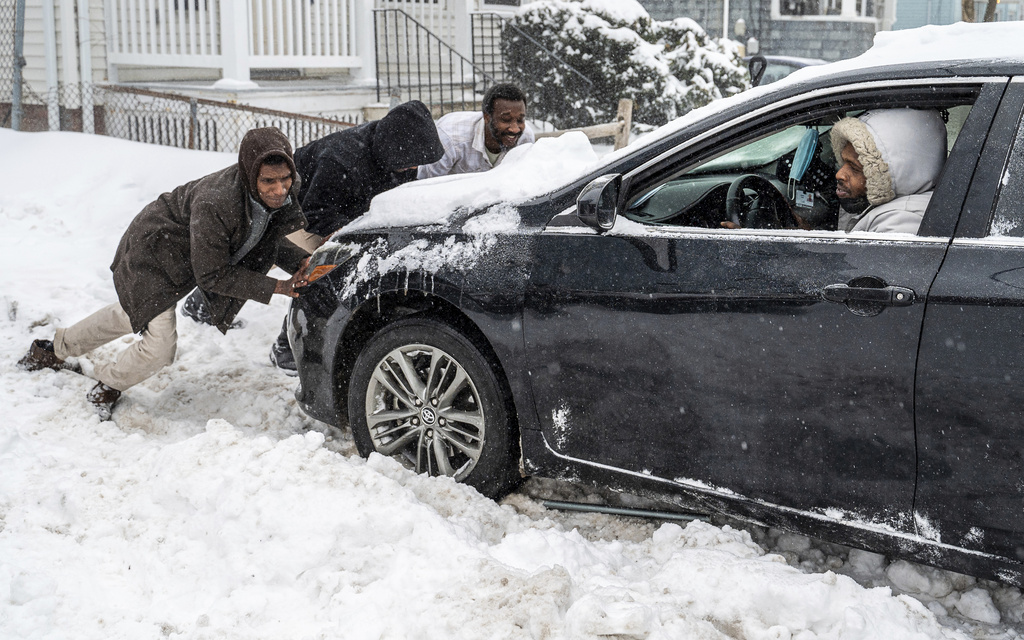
[2,128,1024,640]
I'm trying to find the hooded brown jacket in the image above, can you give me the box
[111,128,309,334]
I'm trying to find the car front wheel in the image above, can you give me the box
[347,317,520,498]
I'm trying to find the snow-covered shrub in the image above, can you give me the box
[655,18,751,115]
[501,0,749,129]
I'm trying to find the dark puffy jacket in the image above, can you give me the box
[111,127,309,333]
[294,100,444,236]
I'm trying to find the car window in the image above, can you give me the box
[697,126,808,172]
[761,62,802,85]
[625,115,842,230]
[625,101,975,235]
[988,110,1024,237]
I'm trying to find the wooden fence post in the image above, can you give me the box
[613,98,633,151]
[534,98,634,149]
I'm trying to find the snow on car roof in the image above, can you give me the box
[621,21,1024,159]
[834,20,1024,69]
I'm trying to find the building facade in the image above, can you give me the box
[640,0,881,61]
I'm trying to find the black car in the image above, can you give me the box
[289,50,1024,585]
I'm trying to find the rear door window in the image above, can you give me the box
[989,109,1024,237]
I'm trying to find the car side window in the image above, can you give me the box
[625,102,974,235]
[988,114,1024,237]
[624,119,842,231]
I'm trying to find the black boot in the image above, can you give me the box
[180,288,214,324]
[269,322,297,375]
[181,289,246,330]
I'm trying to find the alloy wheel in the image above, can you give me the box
[364,343,485,479]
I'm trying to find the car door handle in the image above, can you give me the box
[822,284,915,306]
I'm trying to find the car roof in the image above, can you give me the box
[789,22,1024,82]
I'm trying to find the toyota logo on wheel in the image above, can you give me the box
[420,407,437,425]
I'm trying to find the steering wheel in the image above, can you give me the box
[725,174,798,229]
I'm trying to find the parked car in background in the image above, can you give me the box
[289,24,1024,586]
[746,53,826,86]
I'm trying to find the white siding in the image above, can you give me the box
[88,0,108,83]
[20,0,50,97]
[18,0,108,100]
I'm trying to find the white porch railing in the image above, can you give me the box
[104,0,373,82]
[102,0,527,83]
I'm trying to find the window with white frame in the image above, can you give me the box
[779,0,876,17]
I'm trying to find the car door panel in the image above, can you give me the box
[524,228,946,528]
[916,80,1024,564]
[917,245,1024,563]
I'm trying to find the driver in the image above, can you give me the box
[720,108,947,234]
[830,108,947,234]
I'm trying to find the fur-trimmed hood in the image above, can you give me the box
[830,109,947,206]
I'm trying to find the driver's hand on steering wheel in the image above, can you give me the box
[719,212,811,231]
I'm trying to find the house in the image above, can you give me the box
[892,0,1021,29]
[639,0,883,61]
[1,0,529,138]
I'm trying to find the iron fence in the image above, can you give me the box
[0,0,18,127]
[2,80,357,152]
[374,8,496,116]
[470,12,593,99]
[95,85,356,152]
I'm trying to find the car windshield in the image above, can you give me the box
[694,126,809,173]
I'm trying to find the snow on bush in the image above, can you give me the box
[501,0,749,129]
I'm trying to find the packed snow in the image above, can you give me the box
[350,132,600,231]
[4,128,1024,640]
[579,0,650,24]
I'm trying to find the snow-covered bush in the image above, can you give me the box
[501,0,749,129]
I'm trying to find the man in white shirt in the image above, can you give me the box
[417,83,535,179]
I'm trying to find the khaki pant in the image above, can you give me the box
[53,303,177,391]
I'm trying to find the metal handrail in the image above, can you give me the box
[470,11,593,94]
[374,8,498,116]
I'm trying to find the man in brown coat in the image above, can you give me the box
[19,127,310,419]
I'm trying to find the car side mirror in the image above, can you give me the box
[748,54,767,87]
[577,174,621,232]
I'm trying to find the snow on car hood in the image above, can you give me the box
[343,132,601,232]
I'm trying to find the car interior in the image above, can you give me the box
[623,103,975,233]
